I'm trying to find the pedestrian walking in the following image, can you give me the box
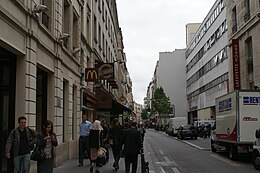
[138,123,146,142]
[121,122,142,173]
[37,120,58,173]
[78,114,92,167]
[5,116,38,173]
[89,120,103,173]
[109,118,123,171]
[100,119,109,165]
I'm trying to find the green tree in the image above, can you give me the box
[141,108,148,120]
[152,87,172,117]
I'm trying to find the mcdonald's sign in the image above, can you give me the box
[85,68,99,82]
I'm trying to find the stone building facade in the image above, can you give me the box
[226,0,260,91]
[0,0,132,172]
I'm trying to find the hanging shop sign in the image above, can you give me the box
[232,39,241,90]
[99,63,114,80]
[85,68,99,82]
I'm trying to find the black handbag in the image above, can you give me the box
[31,146,45,161]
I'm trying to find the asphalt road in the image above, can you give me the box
[146,129,258,173]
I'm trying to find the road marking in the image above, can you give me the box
[164,156,170,162]
[159,149,164,155]
[172,167,180,173]
[210,154,242,167]
[160,167,166,173]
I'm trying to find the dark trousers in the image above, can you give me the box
[125,154,138,173]
[111,145,121,166]
[78,136,90,164]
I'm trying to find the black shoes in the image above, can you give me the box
[113,163,119,171]
[90,166,93,172]
[78,163,83,167]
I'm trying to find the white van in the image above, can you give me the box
[166,117,187,136]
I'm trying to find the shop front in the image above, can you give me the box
[96,86,131,124]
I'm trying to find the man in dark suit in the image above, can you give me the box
[121,122,142,173]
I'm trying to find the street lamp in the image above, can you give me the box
[172,104,175,117]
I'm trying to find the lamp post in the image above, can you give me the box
[172,104,175,117]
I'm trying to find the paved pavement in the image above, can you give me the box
[54,148,142,173]
[54,129,210,173]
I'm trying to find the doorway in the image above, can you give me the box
[0,47,16,173]
[36,68,48,132]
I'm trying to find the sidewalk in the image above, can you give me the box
[54,148,142,173]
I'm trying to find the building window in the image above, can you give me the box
[36,68,48,132]
[73,12,79,52]
[63,80,69,142]
[72,85,77,140]
[98,0,101,13]
[42,0,52,30]
[81,7,84,33]
[102,33,105,55]
[63,0,70,49]
[246,37,254,87]
[98,25,101,50]
[244,0,250,22]
[86,5,91,44]
[102,0,105,21]
[232,7,237,33]
[93,15,97,43]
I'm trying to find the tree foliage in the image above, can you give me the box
[152,87,172,116]
[141,108,148,120]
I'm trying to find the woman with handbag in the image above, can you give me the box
[89,120,103,173]
[37,120,58,173]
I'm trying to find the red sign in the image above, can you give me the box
[243,117,258,121]
[232,39,241,90]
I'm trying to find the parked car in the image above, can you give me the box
[177,124,197,140]
[253,129,260,170]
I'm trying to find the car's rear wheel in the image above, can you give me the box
[228,145,237,160]
[211,145,217,152]
[211,140,217,152]
[253,153,260,170]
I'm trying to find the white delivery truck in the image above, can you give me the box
[166,117,187,136]
[211,90,260,160]
[253,129,260,170]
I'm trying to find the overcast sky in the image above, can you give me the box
[116,0,216,105]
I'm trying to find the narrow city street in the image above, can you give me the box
[54,129,258,173]
[145,130,258,173]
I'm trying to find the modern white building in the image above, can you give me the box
[186,0,228,123]
[156,50,187,117]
